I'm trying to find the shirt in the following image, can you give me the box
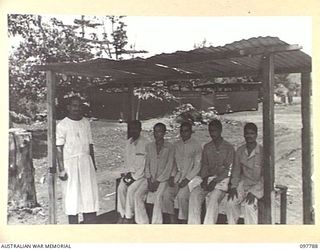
[230,143,264,199]
[124,135,149,180]
[171,137,202,183]
[145,140,174,182]
[200,139,235,182]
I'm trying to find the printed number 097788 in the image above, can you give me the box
[300,244,318,248]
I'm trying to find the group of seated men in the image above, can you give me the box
[117,119,263,224]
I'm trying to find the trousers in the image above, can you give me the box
[188,177,229,224]
[188,186,226,224]
[225,182,258,224]
[117,178,145,219]
[134,179,167,224]
[162,185,190,220]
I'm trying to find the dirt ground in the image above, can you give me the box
[7,98,306,225]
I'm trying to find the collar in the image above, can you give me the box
[130,136,141,145]
[245,144,260,158]
[182,137,192,144]
[209,138,226,150]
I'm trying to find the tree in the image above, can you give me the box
[134,81,178,119]
[8,14,134,118]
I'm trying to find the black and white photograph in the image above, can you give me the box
[6,14,314,228]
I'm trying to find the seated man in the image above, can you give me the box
[188,119,235,224]
[134,123,174,224]
[226,122,263,224]
[162,122,202,224]
[117,120,149,223]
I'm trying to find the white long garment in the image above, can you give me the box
[56,117,99,215]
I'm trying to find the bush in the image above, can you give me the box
[172,104,201,124]
[201,107,220,124]
[171,104,220,125]
[9,111,32,124]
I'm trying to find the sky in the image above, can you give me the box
[9,15,312,58]
[124,16,312,57]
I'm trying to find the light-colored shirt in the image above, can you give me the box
[171,137,202,183]
[200,139,235,182]
[145,140,174,182]
[230,143,264,199]
[124,135,149,180]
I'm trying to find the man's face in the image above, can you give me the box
[244,128,257,144]
[67,99,82,119]
[180,125,192,142]
[129,125,141,141]
[153,126,165,142]
[209,125,222,141]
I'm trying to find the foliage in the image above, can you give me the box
[9,111,32,124]
[8,14,130,119]
[171,103,220,125]
[134,82,177,102]
[108,16,128,60]
[172,103,201,124]
[201,107,220,124]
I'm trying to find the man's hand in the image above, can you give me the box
[152,180,160,192]
[123,172,135,186]
[228,187,238,201]
[148,179,160,192]
[59,171,68,181]
[147,178,153,190]
[207,179,217,192]
[178,178,189,188]
[245,192,256,205]
[168,176,175,187]
[201,177,208,190]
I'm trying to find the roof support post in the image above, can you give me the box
[301,72,313,224]
[127,85,135,138]
[46,70,57,224]
[260,53,275,224]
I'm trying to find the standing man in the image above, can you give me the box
[56,95,99,224]
[162,122,202,224]
[188,119,234,224]
[226,122,263,224]
[134,123,175,224]
[117,120,149,223]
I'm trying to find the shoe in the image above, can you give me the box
[117,217,124,224]
[123,218,134,224]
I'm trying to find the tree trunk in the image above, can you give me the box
[8,128,37,209]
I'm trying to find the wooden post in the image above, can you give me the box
[127,84,135,138]
[301,72,313,224]
[8,129,37,209]
[47,71,57,224]
[260,53,275,224]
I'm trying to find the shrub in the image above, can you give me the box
[171,104,220,125]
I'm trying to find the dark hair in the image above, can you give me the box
[208,119,222,130]
[244,122,258,134]
[128,120,142,129]
[180,121,192,130]
[154,122,166,132]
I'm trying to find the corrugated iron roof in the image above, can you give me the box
[35,36,311,87]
